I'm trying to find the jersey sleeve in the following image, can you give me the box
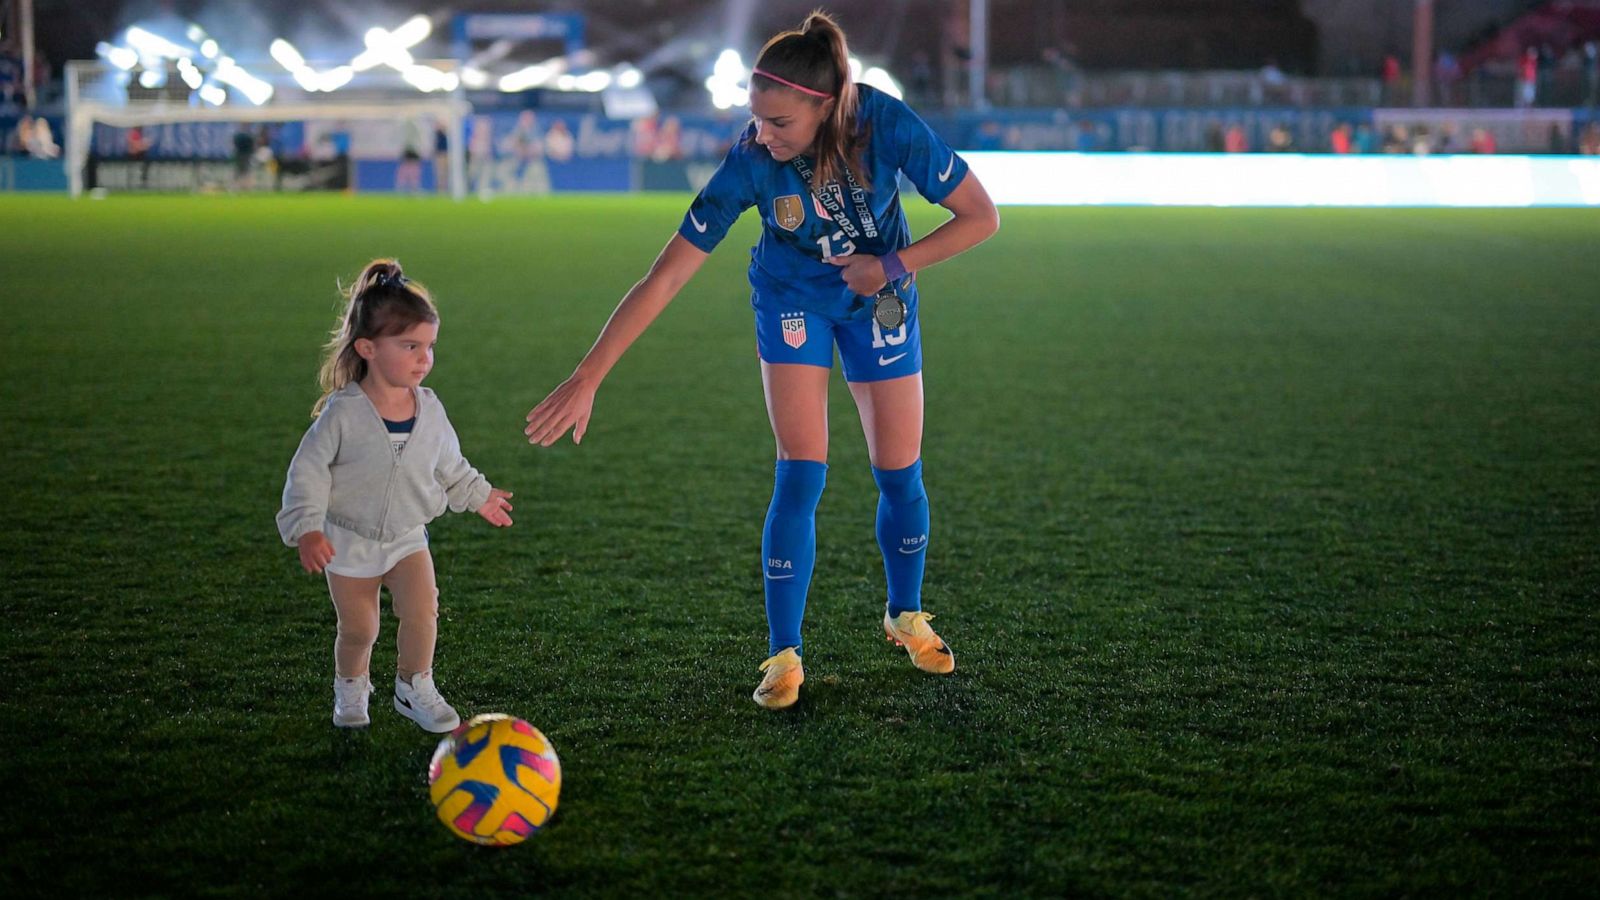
[677,129,757,253]
[882,93,969,205]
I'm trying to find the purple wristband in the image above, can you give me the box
[880,250,909,284]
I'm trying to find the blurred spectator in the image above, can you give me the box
[0,53,23,114]
[27,116,58,159]
[498,110,549,194]
[544,119,575,163]
[1223,124,1248,153]
[396,120,423,194]
[1410,127,1432,155]
[1204,122,1225,152]
[126,125,150,185]
[1042,44,1081,108]
[907,51,935,107]
[650,116,683,161]
[467,114,494,199]
[232,126,255,190]
[1265,124,1293,152]
[311,132,339,163]
[1547,122,1569,155]
[1470,128,1497,154]
[631,113,659,158]
[1073,119,1099,152]
[1578,123,1600,155]
[253,125,277,188]
[5,114,30,155]
[1329,122,1352,154]
[1557,47,1584,104]
[1434,51,1462,107]
[1382,54,1403,106]
[1435,123,1460,155]
[972,120,1003,151]
[1353,123,1377,154]
[1259,58,1287,104]
[433,122,449,194]
[1381,125,1408,153]
[1585,42,1599,107]
[1517,48,1538,108]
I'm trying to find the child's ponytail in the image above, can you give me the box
[312,259,438,417]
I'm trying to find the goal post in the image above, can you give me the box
[65,59,470,199]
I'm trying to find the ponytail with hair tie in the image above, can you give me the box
[751,10,868,192]
[311,258,438,417]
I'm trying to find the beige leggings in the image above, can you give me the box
[326,549,439,682]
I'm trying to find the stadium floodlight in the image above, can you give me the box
[269,39,306,72]
[96,42,139,71]
[200,39,219,59]
[389,15,432,50]
[401,64,457,93]
[125,27,189,61]
[352,27,415,73]
[707,49,748,110]
[314,66,354,93]
[500,62,559,92]
[198,83,225,105]
[214,57,274,105]
[269,39,321,92]
[138,69,165,89]
[615,66,643,89]
[177,57,202,89]
[573,71,611,92]
[860,66,903,100]
[460,66,489,89]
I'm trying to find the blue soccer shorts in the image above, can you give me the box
[753,288,923,383]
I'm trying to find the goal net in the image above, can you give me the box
[65,59,469,198]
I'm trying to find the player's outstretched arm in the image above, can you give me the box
[525,234,709,446]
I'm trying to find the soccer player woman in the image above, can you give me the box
[524,12,999,708]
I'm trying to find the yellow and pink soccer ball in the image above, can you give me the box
[428,713,561,846]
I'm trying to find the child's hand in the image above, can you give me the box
[478,489,514,527]
[298,531,335,573]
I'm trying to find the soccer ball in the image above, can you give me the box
[428,713,561,846]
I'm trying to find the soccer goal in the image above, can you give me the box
[65,59,469,198]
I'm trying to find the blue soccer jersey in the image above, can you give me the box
[677,85,970,319]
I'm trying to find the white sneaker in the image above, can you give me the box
[333,674,373,728]
[393,671,461,733]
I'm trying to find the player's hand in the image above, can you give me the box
[825,254,888,296]
[477,489,514,527]
[297,531,335,574]
[525,374,597,446]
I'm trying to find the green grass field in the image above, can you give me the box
[2,194,1597,896]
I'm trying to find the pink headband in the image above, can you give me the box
[751,67,832,99]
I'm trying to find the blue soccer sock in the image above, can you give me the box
[762,460,827,656]
[873,459,930,618]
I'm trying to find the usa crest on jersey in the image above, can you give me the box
[780,312,807,349]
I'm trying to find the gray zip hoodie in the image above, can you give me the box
[277,382,494,546]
